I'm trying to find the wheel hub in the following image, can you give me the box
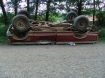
[78,20,86,27]
[17,19,25,28]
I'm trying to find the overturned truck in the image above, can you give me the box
[7,10,98,44]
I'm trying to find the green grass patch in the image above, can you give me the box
[0,24,8,44]
[98,38,105,42]
[98,28,105,42]
[0,36,8,44]
[98,28,105,38]
[0,24,8,36]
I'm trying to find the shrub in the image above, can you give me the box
[99,28,105,38]
[0,13,14,25]
[96,11,105,27]
[7,13,15,24]
[38,15,45,21]
[49,15,57,22]
[0,24,8,37]
[30,15,35,19]
[0,36,8,44]
[37,14,58,22]
[0,14,4,24]
[0,24,8,43]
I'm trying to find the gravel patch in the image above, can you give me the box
[0,43,105,78]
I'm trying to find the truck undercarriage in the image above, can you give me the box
[6,10,98,44]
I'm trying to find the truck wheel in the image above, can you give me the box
[17,10,30,18]
[13,31,28,40]
[12,15,30,32]
[74,15,89,32]
[66,11,77,21]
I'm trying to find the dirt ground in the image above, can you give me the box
[0,43,105,78]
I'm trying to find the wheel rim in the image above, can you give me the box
[69,14,75,20]
[16,19,26,28]
[78,20,86,27]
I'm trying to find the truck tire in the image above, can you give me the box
[66,11,77,21]
[74,15,89,32]
[17,10,30,18]
[13,31,28,40]
[12,15,30,32]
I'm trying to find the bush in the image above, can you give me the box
[49,15,57,22]
[37,14,58,22]
[0,24,8,43]
[7,13,15,24]
[0,13,14,25]
[38,15,45,21]
[0,14,4,24]
[0,24,8,37]
[0,36,8,44]
[99,28,105,38]
[96,11,105,27]
[30,15,35,19]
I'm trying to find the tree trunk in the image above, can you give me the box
[27,0,29,12]
[14,0,18,15]
[45,0,51,21]
[0,0,8,25]
[93,0,95,24]
[35,0,39,20]
[77,0,82,15]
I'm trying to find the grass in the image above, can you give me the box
[0,24,8,44]
[98,38,105,42]
[98,28,105,42]
[0,36,8,44]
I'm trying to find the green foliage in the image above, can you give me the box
[98,38,105,42]
[30,15,35,19]
[0,36,8,44]
[57,13,66,22]
[38,15,45,21]
[0,13,14,24]
[82,9,93,15]
[49,15,57,22]
[0,14,4,24]
[0,24,8,43]
[7,13,15,24]
[96,11,105,27]
[99,28,105,38]
[37,14,58,22]
[0,24,8,36]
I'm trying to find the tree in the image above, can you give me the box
[77,0,82,15]
[66,0,86,15]
[44,0,64,21]
[45,0,52,21]
[7,0,23,15]
[93,0,95,24]
[10,0,18,15]
[35,0,39,20]
[0,0,8,25]
[14,0,18,15]
[6,0,18,15]
[27,0,30,12]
